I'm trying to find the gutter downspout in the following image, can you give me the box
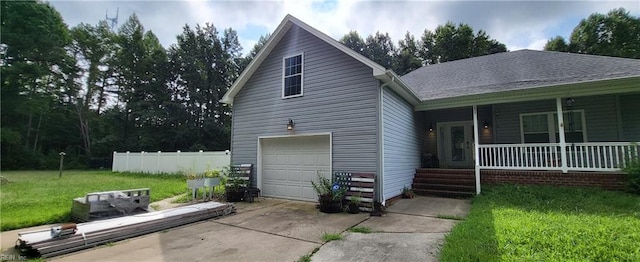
[379,81,391,205]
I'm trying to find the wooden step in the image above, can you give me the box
[413,176,475,184]
[416,168,474,175]
[412,183,475,191]
[412,169,476,199]
[414,189,474,198]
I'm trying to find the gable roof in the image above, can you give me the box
[402,49,640,102]
[221,15,420,105]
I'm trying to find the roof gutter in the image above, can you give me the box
[414,75,640,111]
[375,70,421,106]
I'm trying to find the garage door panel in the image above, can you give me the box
[287,170,301,182]
[301,170,317,183]
[287,186,301,198]
[302,154,317,165]
[302,187,316,200]
[317,155,330,166]
[276,155,288,165]
[261,135,330,201]
[287,155,302,165]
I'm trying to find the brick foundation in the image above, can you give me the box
[480,169,627,191]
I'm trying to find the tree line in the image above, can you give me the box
[339,22,507,75]
[1,1,635,170]
[1,1,243,169]
[544,8,639,58]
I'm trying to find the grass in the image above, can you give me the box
[436,214,465,221]
[296,255,311,262]
[172,184,225,203]
[440,184,640,261]
[0,170,186,231]
[349,226,372,233]
[321,232,343,242]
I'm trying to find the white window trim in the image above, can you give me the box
[520,109,587,143]
[282,53,304,99]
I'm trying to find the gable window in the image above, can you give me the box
[520,110,586,143]
[283,54,303,98]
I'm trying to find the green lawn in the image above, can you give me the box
[440,185,640,261]
[0,170,186,231]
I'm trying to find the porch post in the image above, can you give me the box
[472,105,481,194]
[556,97,569,173]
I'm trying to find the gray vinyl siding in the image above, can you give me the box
[382,87,421,201]
[421,106,493,156]
[231,25,379,181]
[620,93,640,141]
[493,95,621,143]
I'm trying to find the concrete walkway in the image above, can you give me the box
[311,196,471,262]
[1,196,470,261]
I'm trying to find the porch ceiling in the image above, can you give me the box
[414,76,640,111]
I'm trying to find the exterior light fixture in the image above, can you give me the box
[287,119,295,131]
[483,120,489,129]
[566,97,575,107]
[429,124,433,133]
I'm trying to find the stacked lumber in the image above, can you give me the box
[17,202,235,258]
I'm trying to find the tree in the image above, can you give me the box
[167,23,236,151]
[112,14,170,151]
[567,8,640,58]
[546,8,640,58]
[419,22,506,64]
[419,29,438,65]
[1,0,76,168]
[339,31,367,56]
[239,33,270,71]
[365,31,396,69]
[394,32,423,75]
[544,36,569,52]
[69,21,118,156]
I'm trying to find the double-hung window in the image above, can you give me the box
[520,110,586,143]
[283,54,303,98]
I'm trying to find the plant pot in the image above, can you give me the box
[402,193,414,199]
[348,203,360,214]
[186,179,204,189]
[204,177,220,187]
[226,188,244,202]
[318,196,342,213]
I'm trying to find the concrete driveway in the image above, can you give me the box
[2,196,470,261]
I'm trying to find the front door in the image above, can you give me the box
[438,121,474,168]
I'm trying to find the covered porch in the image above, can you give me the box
[398,50,640,197]
[415,89,640,195]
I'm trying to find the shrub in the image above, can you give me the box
[623,154,640,194]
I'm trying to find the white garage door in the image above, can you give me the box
[260,135,331,201]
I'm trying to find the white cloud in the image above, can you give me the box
[50,0,640,54]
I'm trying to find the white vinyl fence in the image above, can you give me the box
[112,150,231,174]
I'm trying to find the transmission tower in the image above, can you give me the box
[105,7,119,31]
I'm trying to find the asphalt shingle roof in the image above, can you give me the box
[401,50,640,101]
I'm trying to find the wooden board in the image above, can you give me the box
[17,202,235,258]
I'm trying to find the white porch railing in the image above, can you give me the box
[478,142,639,172]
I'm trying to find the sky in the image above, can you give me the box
[49,0,640,56]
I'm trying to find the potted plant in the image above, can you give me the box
[204,169,222,187]
[183,169,204,200]
[225,167,247,202]
[347,195,361,214]
[311,174,346,213]
[401,186,415,199]
[203,168,222,200]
